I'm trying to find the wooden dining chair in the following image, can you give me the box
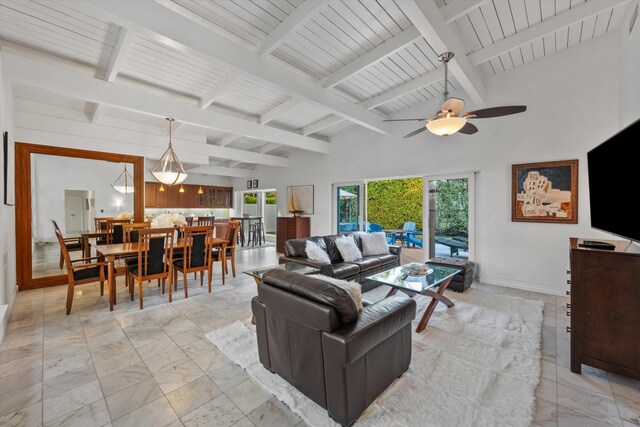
[173,225,215,297]
[54,220,107,315]
[94,217,112,245]
[52,220,84,269]
[122,222,151,243]
[106,219,132,244]
[197,216,215,226]
[128,228,175,309]
[212,220,239,284]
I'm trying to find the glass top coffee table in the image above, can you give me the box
[244,262,320,285]
[367,262,460,332]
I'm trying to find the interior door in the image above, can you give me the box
[64,194,85,234]
[335,182,364,233]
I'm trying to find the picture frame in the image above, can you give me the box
[247,180,252,189]
[3,131,14,206]
[287,184,314,215]
[512,159,578,223]
[253,179,258,188]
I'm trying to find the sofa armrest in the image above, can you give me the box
[388,244,402,258]
[322,296,416,364]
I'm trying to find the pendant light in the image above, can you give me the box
[179,185,185,193]
[159,184,165,192]
[111,164,134,194]
[150,118,188,186]
[198,186,203,194]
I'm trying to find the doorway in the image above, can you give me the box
[239,188,277,244]
[64,190,93,234]
[335,183,363,233]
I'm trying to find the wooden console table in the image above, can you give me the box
[276,217,310,253]
[569,238,640,380]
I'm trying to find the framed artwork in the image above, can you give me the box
[3,132,14,206]
[512,159,578,223]
[253,179,258,188]
[287,184,314,215]
[247,180,252,189]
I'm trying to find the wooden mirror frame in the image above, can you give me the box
[15,143,144,290]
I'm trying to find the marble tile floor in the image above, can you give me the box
[1,247,638,426]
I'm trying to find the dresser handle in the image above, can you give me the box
[566,326,571,333]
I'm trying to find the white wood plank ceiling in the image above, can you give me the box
[0,0,631,176]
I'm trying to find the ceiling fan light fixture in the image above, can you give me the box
[426,116,467,136]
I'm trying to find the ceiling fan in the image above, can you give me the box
[383,52,526,138]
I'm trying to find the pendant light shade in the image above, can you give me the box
[179,185,185,193]
[111,164,134,194]
[426,115,467,136]
[198,186,203,194]
[151,118,188,186]
[159,184,165,192]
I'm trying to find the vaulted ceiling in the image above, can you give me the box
[0,0,630,176]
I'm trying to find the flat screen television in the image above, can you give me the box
[587,117,640,242]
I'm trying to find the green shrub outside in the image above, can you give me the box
[243,194,257,204]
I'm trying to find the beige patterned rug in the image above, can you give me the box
[206,287,543,427]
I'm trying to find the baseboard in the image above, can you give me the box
[479,275,566,296]
[0,285,18,344]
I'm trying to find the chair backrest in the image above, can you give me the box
[94,217,112,232]
[369,223,383,232]
[197,216,215,226]
[225,220,240,249]
[53,220,73,279]
[183,225,214,269]
[123,222,151,243]
[107,219,131,244]
[185,217,194,226]
[135,228,175,278]
[402,222,416,232]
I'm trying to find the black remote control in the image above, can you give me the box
[579,240,616,250]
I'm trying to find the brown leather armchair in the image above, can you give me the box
[252,270,416,426]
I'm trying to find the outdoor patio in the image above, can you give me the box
[400,244,469,264]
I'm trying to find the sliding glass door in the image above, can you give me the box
[335,183,363,233]
[426,174,475,260]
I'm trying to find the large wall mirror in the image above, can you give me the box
[15,143,144,290]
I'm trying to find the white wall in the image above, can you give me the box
[236,33,630,295]
[32,154,135,242]
[619,0,640,127]
[0,50,17,342]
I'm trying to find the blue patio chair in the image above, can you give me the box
[369,223,383,233]
[385,232,396,245]
[364,221,371,232]
[405,231,423,248]
[402,222,416,247]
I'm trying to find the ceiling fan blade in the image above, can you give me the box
[441,97,465,113]
[457,122,478,135]
[382,118,426,122]
[404,127,428,138]
[464,105,526,118]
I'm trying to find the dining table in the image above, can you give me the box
[96,237,227,311]
[80,229,110,258]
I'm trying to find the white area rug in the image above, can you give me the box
[206,288,544,427]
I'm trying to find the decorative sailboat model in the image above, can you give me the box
[288,184,304,217]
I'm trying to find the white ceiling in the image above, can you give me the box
[0,0,631,176]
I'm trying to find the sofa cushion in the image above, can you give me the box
[285,236,326,257]
[374,253,398,266]
[335,235,362,262]
[331,262,360,279]
[345,257,381,273]
[305,240,330,263]
[262,269,359,324]
[360,232,389,256]
[323,234,346,263]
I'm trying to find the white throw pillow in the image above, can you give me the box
[335,235,362,262]
[318,275,363,311]
[361,232,389,256]
[305,240,330,263]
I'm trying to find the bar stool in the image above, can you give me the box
[248,218,265,247]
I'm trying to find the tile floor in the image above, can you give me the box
[1,247,639,426]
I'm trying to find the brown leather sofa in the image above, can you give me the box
[252,269,416,426]
[279,233,402,289]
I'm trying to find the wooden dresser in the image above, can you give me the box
[569,238,640,380]
[276,217,310,253]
